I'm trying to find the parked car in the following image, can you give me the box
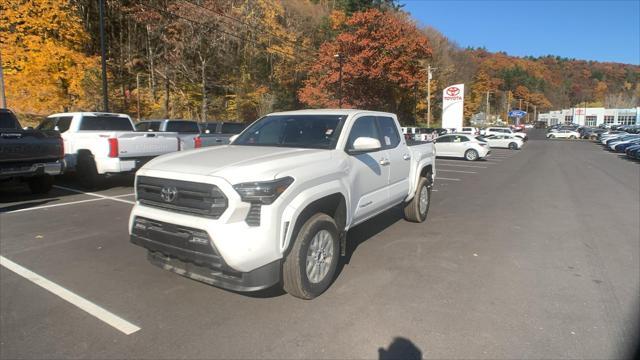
[613,138,640,152]
[625,144,640,159]
[129,109,436,299]
[136,119,200,150]
[481,134,523,150]
[41,112,179,188]
[457,127,479,135]
[546,130,580,139]
[581,128,606,140]
[434,133,490,160]
[607,135,640,151]
[197,121,249,147]
[482,127,527,141]
[1,109,64,194]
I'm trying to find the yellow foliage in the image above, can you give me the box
[0,0,98,114]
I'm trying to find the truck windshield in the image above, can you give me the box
[233,115,345,149]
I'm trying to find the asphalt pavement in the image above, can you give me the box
[1,130,638,359]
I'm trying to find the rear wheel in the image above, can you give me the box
[464,149,479,161]
[569,135,576,139]
[508,142,518,150]
[27,175,53,194]
[549,134,555,139]
[76,153,102,190]
[282,213,339,300]
[404,176,431,223]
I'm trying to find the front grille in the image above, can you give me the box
[137,176,228,218]
[132,216,222,268]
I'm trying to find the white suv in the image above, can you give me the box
[483,127,527,141]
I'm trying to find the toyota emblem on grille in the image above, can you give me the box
[160,186,178,203]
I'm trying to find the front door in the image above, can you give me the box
[345,116,391,224]
[377,116,411,204]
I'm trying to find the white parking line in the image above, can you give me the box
[53,186,135,205]
[0,255,141,335]
[437,163,488,169]
[3,198,106,214]
[437,169,477,174]
[435,177,461,181]
[436,159,496,165]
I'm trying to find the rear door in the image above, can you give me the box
[434,135,453,156]
[345,115,391,224]
[377,116,410,204]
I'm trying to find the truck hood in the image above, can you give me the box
[141,145,332,183]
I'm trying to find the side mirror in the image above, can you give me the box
[229,134,239,143]
[349,137,381,153]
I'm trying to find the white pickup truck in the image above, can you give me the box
[128,109,436,299]
[41,112,179,188]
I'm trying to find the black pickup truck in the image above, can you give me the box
[0,109,64,194]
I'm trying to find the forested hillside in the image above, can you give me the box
[1,0,638,125]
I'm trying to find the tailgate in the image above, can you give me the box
[116,132,179,158]
[0,130,62,164]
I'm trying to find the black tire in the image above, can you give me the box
[27,175,53,194]
[549,134,555,139]
[569,135,576,139]
[508,142,518,150]
[464,149,479,161]
[404,176,431,223]
[76,153,101,189]
[282,213,339,300]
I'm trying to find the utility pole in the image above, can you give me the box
[506,91,511,123]
[427,64,434,127]
[485,91,491,124]
[0,49,6,108]
[518,98,523,110]
[334,53,344,108]
[99,0,109,112]
[136,73,141,121]
[533,105,537,124]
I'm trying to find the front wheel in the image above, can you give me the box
[548,134,555,139]
[508,142,518,150]
[464,149,479,161]
[404,176,431,223]
[282,213,339,300]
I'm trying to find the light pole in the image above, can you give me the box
[0,49,6,108]
[486,91,492,124]
[334,53,344,108]
[99,0,109,112]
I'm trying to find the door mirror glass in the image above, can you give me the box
[350,137,381,153]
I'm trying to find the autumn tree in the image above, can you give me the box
[0,0,98,113]
[299,9,431,121]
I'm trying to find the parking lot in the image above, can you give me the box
[1,130,638,359]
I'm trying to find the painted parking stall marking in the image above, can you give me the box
[54,185,135,205]
[0,256,141,335]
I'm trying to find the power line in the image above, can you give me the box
[179,0,317,55]
[138,2,301,60]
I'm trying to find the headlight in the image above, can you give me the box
[233,177,294,205]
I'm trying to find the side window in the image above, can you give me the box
[38,118,57,131]
[376,116,400,149]
[56,116,72,132]
[148,122,161,131]
[166,121,199,133]
[436,136,451,143]
[457,135,470,142]
[136,122,149,131]
[347,116,379,150]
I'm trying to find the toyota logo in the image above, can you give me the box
[446,87,460,96]
[160,186,178,203]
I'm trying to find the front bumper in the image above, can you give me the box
[130,216,281,292]
[0,161,63,179]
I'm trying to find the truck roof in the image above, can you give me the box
[267,109,396,117]
[47,112,130,118]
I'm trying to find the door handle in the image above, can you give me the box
[403,154,411,160]
[379,159,390,166]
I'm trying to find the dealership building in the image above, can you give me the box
[538,107,640,126]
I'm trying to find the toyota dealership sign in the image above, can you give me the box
[442,84,464,129]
